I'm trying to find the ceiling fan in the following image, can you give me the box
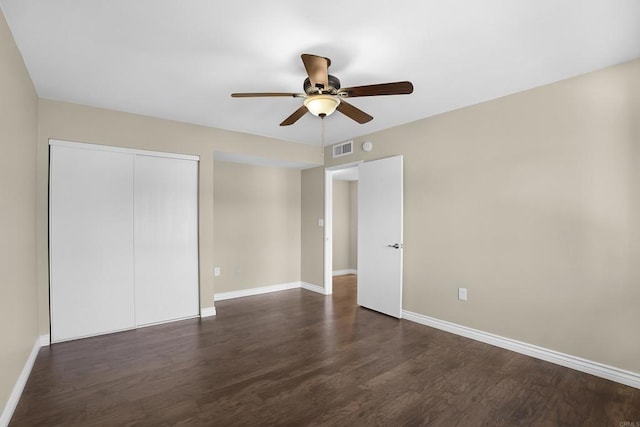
[231,54,414,126]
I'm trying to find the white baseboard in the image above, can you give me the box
[0,337,41,426]
[214,281,301,302]
[403,310,640,390]
[213,281,330,301]
[301,282,328,295]
[200,306,217,318]
[332,269,357,276]
[39,334,50,347]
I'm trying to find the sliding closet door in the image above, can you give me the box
[49,145,135,342]
[134,155,199,326]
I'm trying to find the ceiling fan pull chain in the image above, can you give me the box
[320,117,325,156]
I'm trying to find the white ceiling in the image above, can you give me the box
[2,0,639,146]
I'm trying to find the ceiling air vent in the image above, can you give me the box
[332,140,353,158]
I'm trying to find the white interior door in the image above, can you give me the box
[134,155,199,326]
[357,156,403,318]
[49,145,136,342]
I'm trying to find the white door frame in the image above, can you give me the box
[324,161,362,294]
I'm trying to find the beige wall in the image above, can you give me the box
[0,9,39,418]
[37,99,322,334]
[332,180,358,272]
[213,160,301,293]
[332,180,351,271]
[301,167,325,286]
[349,181,358,270]
[325,59,640,373]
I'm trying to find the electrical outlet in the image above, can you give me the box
[214,267,221,277]
[458,288,467,301]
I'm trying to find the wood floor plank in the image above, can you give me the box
[10,275,640,426]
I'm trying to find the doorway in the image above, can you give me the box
[324,163,360,294]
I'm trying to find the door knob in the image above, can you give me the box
[387,243,401,249]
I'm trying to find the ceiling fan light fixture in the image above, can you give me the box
[304,94,340,118]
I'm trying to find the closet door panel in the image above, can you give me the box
[134,155,199,326]
[49,146,135,342]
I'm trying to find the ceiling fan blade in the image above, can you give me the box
[231,92,303,98]
[301,54,330,90]
[339,81,414,98]
[280,105,308,126]
[336,100,373,124]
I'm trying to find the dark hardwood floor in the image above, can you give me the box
[11,275,640,426]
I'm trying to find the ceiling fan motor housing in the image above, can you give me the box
[304,75,341,94]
